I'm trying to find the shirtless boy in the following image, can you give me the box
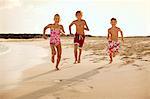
[107,18,124,63]
[69,11,89,64]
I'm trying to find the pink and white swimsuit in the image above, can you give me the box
[50,29,61,46]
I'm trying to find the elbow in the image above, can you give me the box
[43,28,46,34]
[86,28,89,31]
[121,33,123,37]
[43,27,46,31]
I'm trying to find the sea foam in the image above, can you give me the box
[0,44,11,55]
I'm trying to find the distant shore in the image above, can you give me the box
[0,34,149,39]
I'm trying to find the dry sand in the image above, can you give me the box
[0,37,150,99]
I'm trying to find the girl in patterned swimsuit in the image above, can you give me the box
[43,14,65,70]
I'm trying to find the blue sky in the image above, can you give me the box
[0,0,149,36]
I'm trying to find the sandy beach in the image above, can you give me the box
[0,37,150,99]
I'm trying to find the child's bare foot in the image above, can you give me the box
[77,59,80,63]
[113,52,116,57]
[56,66,59,70]
[51,55,55,63]
[74,60,77,64]
[109,59,113,64]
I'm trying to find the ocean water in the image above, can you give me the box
[0,42,48,90]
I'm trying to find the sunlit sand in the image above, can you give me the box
[0,37,150,99]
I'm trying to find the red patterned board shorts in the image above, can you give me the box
[74,34,85,48]
[108,41,120,54]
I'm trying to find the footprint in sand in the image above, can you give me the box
[53,79,63,83]
[132,64,144,70]
[130,56,142,60]
[121,56,136,65]
[137,68,144,71]
[143,51,150,56]
[132,64,140,67]
[88,85,94,89]
[121,56,129,60]
[73,85,94,92]
[62,58,70,61]
[123,60,135,65]
[141,59,150,62]
[60,58,70,66]
[83,54,94,59]
[90,56,108,63]
[56,97,60,99]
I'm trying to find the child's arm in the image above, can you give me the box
[84,20,89,31]
[43,24,51,39]
[60,25,66,36]
[119,28,124,43]
[69,21,75,35]
[107,29,111,40]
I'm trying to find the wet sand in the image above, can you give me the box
[0,37,150,99]
[0,40,48,90]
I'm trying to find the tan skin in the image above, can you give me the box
[43,15,65,70]
[69,12,89,64]
[107,20,124,63]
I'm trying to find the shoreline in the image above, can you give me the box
[0,41,49,91]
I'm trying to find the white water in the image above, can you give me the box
[0,42,48,90]
[0,44,11,56]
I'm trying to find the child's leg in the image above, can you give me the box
[78,48,82,63]
[113,52,116,57]
[109,52,113,64]
[56,44,62,70]
[74,44,78,64]
[50,44,56,63]
[78,36,85,63]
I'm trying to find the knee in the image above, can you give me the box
[74,47,78,51]
[74,44,78,48]
[52,51,56,56]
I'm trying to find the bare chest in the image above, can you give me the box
[75,21,85,28]
[110,28,119,35]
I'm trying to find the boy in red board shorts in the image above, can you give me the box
[69,11,89,64]
[107,18,124,64]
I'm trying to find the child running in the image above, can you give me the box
[107,18,124,63]
[43,14,65,70]
[69,11,89,64]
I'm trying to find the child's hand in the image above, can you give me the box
[107,37,111,41]
[79,35,83,40]
[60,30,66,36]
[61,33,66,36]
[43,35,48,39]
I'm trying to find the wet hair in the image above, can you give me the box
[54,14,60,17]
[111,18,117,21]
[76,11,82,16]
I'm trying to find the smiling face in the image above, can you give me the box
[54,14,60,23]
